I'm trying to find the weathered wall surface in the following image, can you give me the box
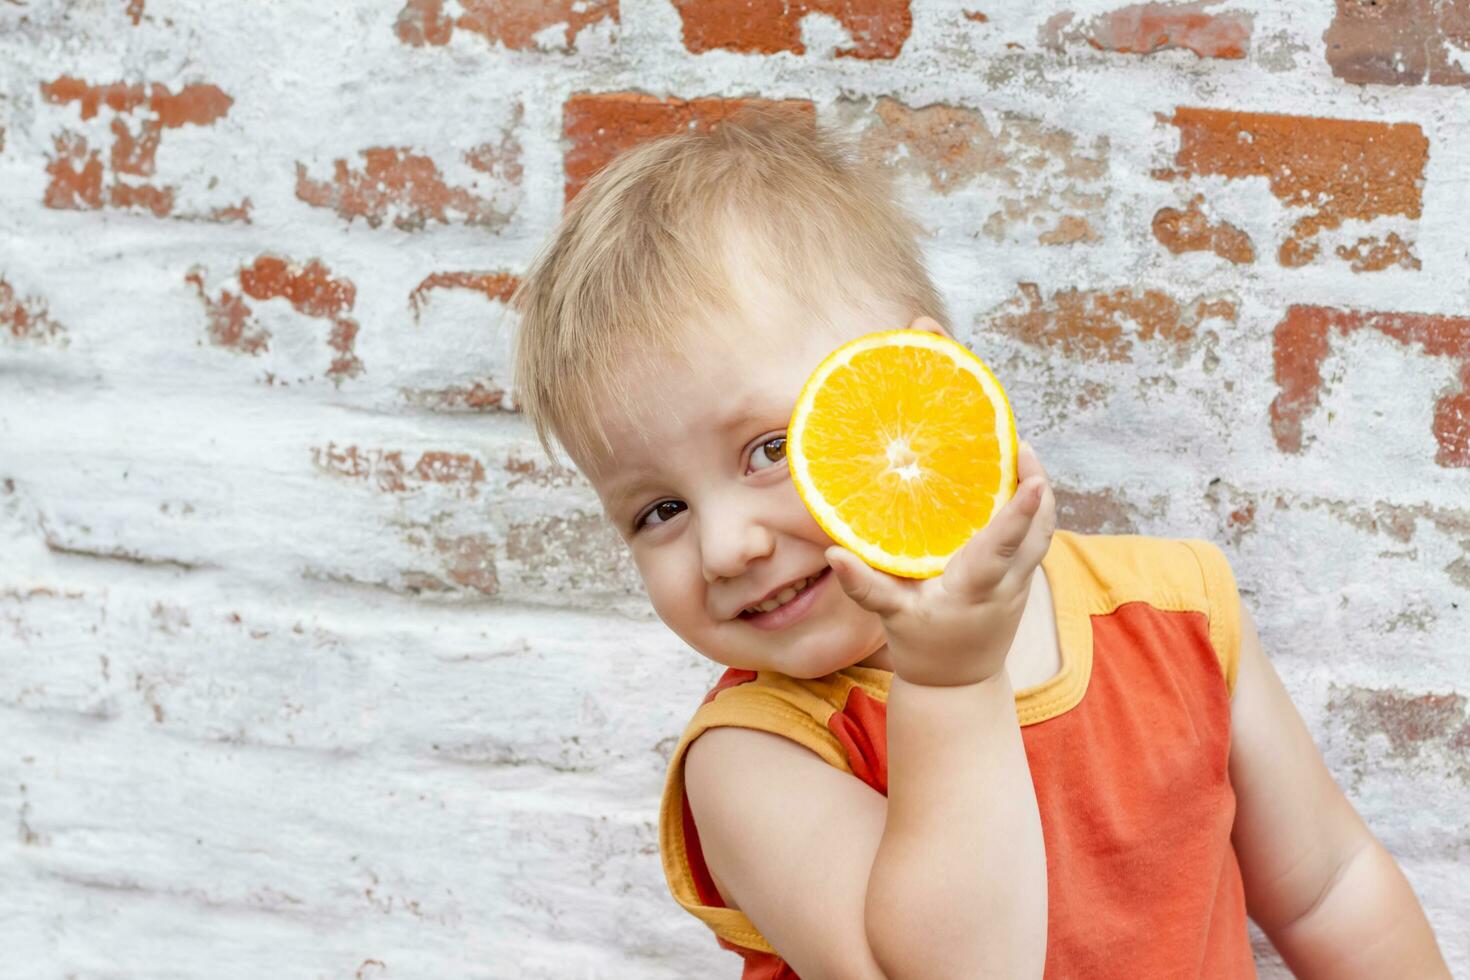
[2,1,1467,976]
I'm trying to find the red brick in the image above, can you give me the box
[983,282,1236,363]
[41,78,232,126]
[1043,2,1251,58]
[562,93,814,202]
[187,256,362,381]
[408,271,519,322]
[398,272,521,413]
[110,117,162,175]
[295,129,521,232]
[855,98,998,195]
[311,444,486,495]
[185,269,268,355]
[43,132,105,210]
[40,77,245,220]
[848,97,1109,244]
[108,180,173,217]
[1051,486,1141,534]
[1325,0,1470,87]
[1156,107,1426,269]
[1335,232,1421,273]
[401,382,516,414]
[413,451,487,487]
[395,0,616,50]
[1327,687,1470,780]
[1152,193,1254,263]
[207,200,253,224]
[1,276,68,345]
[1228,503,1255,528]
[671,0,911,58]
[504,455,581,490]
[1271,305,1470,468]
[434,534,499,594]
[314,445,409,493]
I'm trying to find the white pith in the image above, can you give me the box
[742,573,820,616]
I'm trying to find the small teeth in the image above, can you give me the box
[745,574,815,615]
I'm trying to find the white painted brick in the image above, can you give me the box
[2,0,1467,973]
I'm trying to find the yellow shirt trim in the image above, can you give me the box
[659,530,1241,956]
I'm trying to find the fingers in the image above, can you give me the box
[825,547,909,617]
[942,440,1057,600]
[1015,438,1048,487]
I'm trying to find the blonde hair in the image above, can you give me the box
[511,106,949,468]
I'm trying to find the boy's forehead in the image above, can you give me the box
[589,359,776,466]
[581,338,808,502]
[579,287,907,491]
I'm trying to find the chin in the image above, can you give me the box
[770,639,880,680]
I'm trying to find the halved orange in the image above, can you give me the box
[788,329,1019,579]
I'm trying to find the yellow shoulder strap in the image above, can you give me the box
[1180,538,1242,697]
[1059,532,1241,697]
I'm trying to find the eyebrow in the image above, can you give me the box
[602,398,776,512]
[604,474,652,512]
[713,393,764,434]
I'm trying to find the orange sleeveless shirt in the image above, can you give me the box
[658,530,1255,978]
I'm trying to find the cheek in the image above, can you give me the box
[633,553,699,617]
[788,491,833,543]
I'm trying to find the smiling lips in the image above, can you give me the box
[739,570,827,617]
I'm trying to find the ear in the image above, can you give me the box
[907,315,951,339]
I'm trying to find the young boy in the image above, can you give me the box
[510,111,1449,978]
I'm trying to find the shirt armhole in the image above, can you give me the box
[661,695,843,957]
[1181,538,1242,699]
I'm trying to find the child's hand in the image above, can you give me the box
[824,441,1056,688]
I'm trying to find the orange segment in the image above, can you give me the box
[788,329,1019,578]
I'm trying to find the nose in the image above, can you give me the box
[699,492,776,584]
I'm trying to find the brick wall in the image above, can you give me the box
[2,1,1467,975]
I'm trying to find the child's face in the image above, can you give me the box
[581,287,946,679]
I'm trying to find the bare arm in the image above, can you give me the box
[826,442,1056,978]
[866,671,1047,979]
[1228,602,1450,978]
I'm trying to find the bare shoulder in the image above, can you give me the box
[684,725,891,980]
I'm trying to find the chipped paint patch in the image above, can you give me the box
[1325,0,1470,87]
[1157,107,1427,270]
[1,276,68,345]
[408,272,519,322]
[848,97,1109,246]
[188,256,363,382]
[1327,684,1470,786]
[983,282,1236,364]
[1153,193,1255,264]
[562,93,814,202]
[394,0,617,51]
[40,77,247,221]
[311,444,487,495]
[295,130,521,232]
[670,0,912,59]
[1043,1,1252,59]
[1271,305,1470,467]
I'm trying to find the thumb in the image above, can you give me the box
[825,547,906,617]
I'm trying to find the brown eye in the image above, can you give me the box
[750,436,787,471]
[636,500,686,530]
